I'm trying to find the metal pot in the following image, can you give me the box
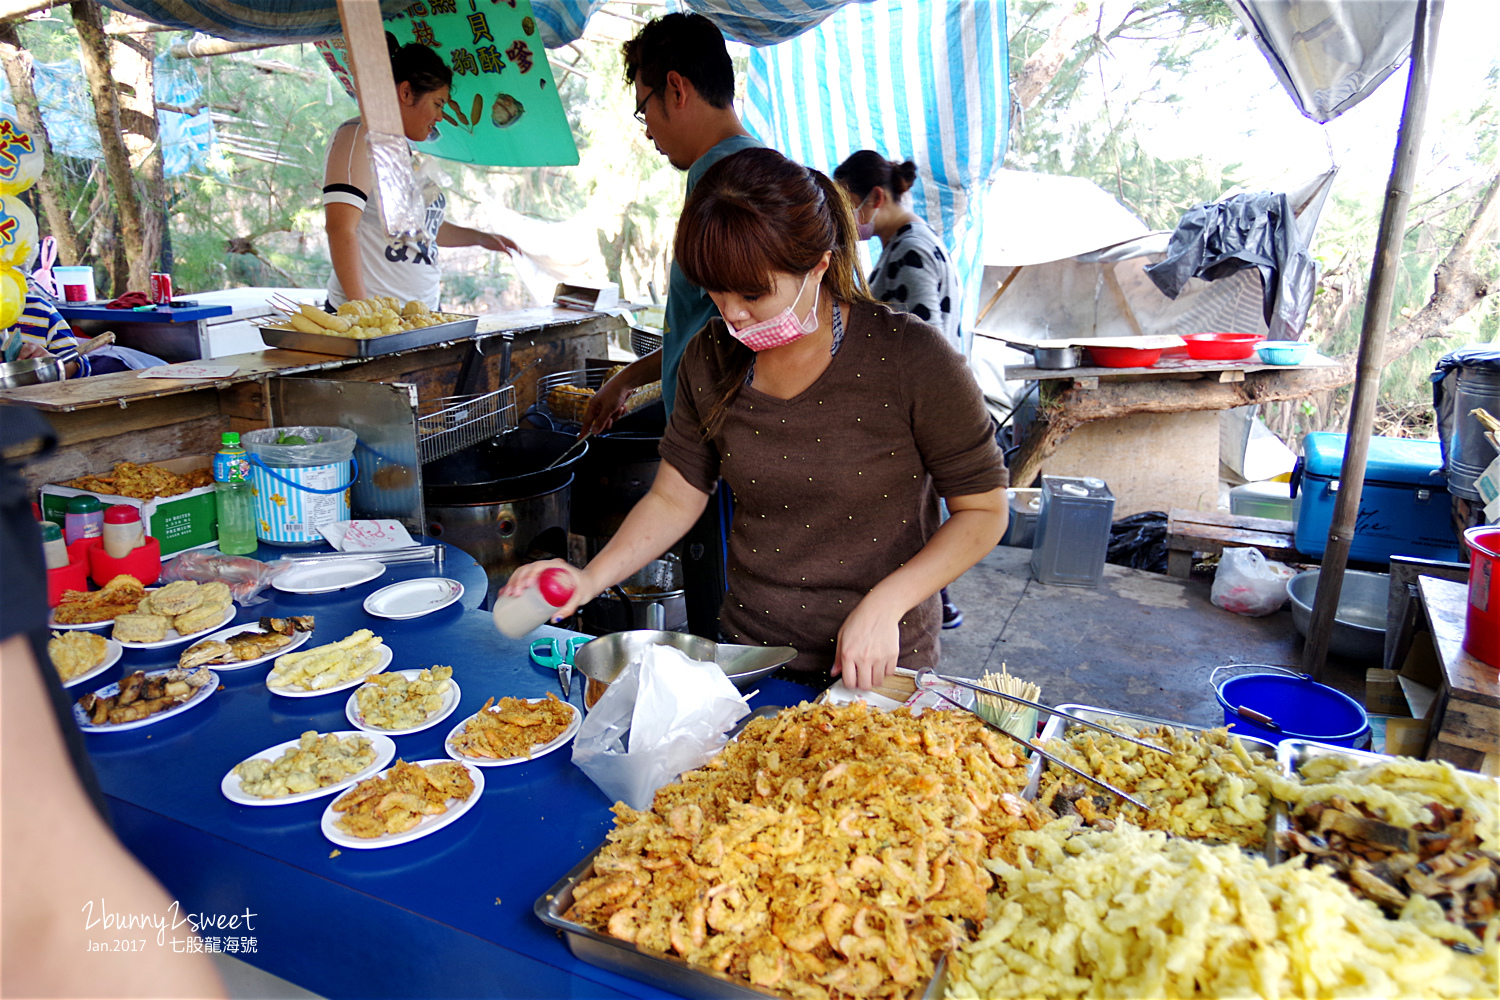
[425,486,571,606]
[1030,345,1081,369]
[0,356,63,389]
[580,556,686,634]
[573,630,797,710]
[571,429,662,539]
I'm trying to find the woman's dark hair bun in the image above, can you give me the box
[893,160,918,195]
[386,31,401,59]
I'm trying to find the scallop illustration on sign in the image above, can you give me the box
[491,94,524,129]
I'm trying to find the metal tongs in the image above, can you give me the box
[914,669,1166,811]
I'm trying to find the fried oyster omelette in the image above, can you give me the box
[564,702,1042,1000]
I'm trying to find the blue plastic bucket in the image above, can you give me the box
[1211,665,1370,747]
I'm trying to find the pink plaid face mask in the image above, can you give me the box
[725,273,820,352]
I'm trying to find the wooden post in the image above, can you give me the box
[335,0,404,137]
[1303,0,1443,680]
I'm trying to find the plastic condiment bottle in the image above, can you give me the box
[102,504,145,558]
[40,521,69,569]
[492,568,577,638]
[214,431,257,556]
[64,495,104,545]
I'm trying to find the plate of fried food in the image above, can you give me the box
[112,580,236,648]
[74,667,218,732]
[320,758,483,849]
[49,573,147,629]
[65,462,213,500]
[266,629,391,697]
[221,731,396,807]
[49,631,122,688]
[179,616,315,671]
[444,694,581,767]
[345,667,461,735]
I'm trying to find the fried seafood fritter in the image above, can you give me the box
[331,759,475,838]
[48,630,108,681]
[355,666,452,731]
[66,463,213,500]
[53,574,145,624]
[1035,723,1281,847]
[234,731,377,799]
[449,692,572,759]
[564,702,1042,1000]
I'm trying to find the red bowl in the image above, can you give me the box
[1184,332,1261,361]
[1086,345,1162,368]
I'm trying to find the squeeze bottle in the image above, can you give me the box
[64,495,104,545]
[492,568,576,638]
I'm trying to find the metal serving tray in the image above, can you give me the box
[1268,739,1395,864]
[1025,704,1280,856]
[534,846,948,1000]
[259,314,479,357]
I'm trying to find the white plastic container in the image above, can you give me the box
[1229,480,1295,522]
[53,265,97,304]
[101,504,145,558]
[492,567,577,638]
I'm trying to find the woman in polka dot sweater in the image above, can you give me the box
[836,150,969,629]
[503,148,1006,690]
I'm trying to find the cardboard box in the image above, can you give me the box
[1365,668,1410,716]
[41,456,218,558]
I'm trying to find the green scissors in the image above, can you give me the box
[530,636,588,699]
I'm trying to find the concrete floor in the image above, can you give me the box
[939,545,1368,728]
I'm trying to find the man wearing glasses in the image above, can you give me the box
[581,13,760,639]
[583,13,761,432]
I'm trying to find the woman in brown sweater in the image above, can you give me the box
[503,148,1006,688]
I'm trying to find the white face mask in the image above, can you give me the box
[856,194,876,241]
[725,272,821,352]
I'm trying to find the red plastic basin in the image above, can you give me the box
[1185,332,1261,360]
[1086,345,1162,368]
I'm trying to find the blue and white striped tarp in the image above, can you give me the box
[742,0,1009,352]
[98,0,413,43]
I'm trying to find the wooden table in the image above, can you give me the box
[1417,575,1500,774]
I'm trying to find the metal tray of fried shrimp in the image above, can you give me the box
[1024,704,1279,821]
[259,314,478,357]
[535,845,946,1000]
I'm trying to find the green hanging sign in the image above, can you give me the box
[316,0,578,167]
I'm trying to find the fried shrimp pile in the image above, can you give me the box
[450,693,573,759]
[1036,723,1282,847]
[564,702,1042,1000]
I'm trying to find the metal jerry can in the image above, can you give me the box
[1030,476,1116,587]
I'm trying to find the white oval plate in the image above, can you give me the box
[273,560,385,595]
[114,604,236,650]
[48,610,117,631]
[59,638,123,689]
[320,759,484,850]
[363,578,464,619]
[181,622,313,671]
[443,698,582,767]
[74,669,219,733]
[344,671,462,735]
[267,643,393,698]
[220,732,396,807]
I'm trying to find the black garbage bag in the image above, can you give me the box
[1144,191,1315,341]
[1107,511,1170,573]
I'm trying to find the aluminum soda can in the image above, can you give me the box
[149,272,173,304]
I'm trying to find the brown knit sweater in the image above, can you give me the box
[659,302,1007,675]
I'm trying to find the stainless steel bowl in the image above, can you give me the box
[1286,568,1388,661]
[573,630,796,709]
[0,356,63,389]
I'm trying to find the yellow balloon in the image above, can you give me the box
[0,116,44,196]
[0,267,23,329]
[0,194,37,269]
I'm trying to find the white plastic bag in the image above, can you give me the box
[1211,547,1296,616]
[571,645,749,810]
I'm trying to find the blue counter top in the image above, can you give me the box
[57,303,233,324]
[78,549,811,999]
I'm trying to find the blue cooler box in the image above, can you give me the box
[1291,433,1461,563]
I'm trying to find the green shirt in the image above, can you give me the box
[660,134,764,415]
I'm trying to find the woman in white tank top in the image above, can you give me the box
[323,35,519,310]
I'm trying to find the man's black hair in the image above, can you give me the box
[622,13,735,110]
